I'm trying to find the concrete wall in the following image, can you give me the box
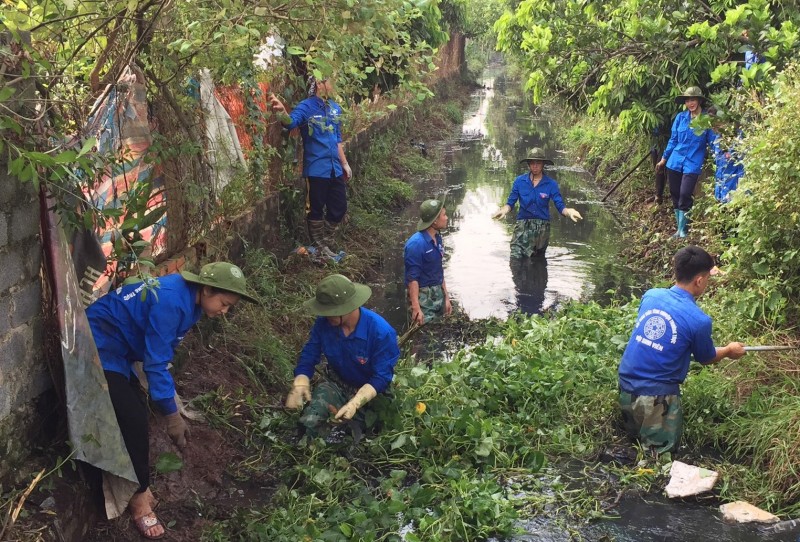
[0,163,51,479]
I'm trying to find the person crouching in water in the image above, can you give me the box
[285,274,399,438]
[86,262,258,539]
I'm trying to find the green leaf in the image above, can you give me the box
[154,452,183,473]
[339,524,353,537]
[286,46,305,56]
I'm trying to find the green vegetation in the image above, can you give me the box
[493,0,800,133]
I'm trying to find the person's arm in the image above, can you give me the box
[493,179,518,218]
[295,319,324,379]
[338,142,352,180]
[407,280,424,325]
[553,184,582,222]
[404,241,425,325]
[442,279,452,316]
[707,342,746,364]
[143,302,190,447]
[658,113,681,169]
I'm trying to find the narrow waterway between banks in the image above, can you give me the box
[374,63,792,542]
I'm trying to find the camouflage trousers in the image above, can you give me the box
[415,284,445,323]
[300,378,391,438]
[510,219,550,258]
[619,391,683,454]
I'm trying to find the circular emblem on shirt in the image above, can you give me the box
[643,316,667,341]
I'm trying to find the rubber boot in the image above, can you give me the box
[671,209,681,238]
[677,210,688,238]
[323,221,340,252]
[307,219,326,247]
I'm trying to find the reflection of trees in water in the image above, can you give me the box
[589,255,645,306]
[510,257,549,315]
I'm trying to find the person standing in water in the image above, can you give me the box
[493,147,583,258]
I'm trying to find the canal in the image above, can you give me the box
[376,62,793,542]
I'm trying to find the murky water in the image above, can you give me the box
[376,63,637,328]
[376,63,788,542]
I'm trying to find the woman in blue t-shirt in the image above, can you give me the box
[656,86,715,238]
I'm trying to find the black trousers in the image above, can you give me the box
[666,168,700,211]
[105,370,150,493]
[306,175,347,222]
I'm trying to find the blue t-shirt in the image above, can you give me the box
[618,286,718,396]
[86,274,203,414]
[506,173,566,220]
[711,132,744,203]
[404,230,444,288]
[286,96,344,178]
[295,308,399,393]
[663,110,714,174]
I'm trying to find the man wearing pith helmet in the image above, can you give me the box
[285,274,400,437]
[493,147,583,258]
[86,261,258,539]
[403,198,452,325]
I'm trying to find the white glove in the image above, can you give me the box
[563,208,583,222]
[343,162,352,180]
[492,205,511,219]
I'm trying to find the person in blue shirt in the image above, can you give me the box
[656,86,715,238]
[404,198,452,325]
[270,76,352,256]
[711,131,744,203]
[493,147,582,258]
[86,262,257,539]
[285,274,400,438]
[618,246,745,454]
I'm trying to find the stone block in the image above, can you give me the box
[665,460,718,498]
[0,251,24,293]
[25,243,43,278]
[11,201,40,243]
[720,501,779,524]
[10,281,42,327]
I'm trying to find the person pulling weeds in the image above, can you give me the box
[285,274,399,438]
[617,246,746,454]
[86,262,258,539]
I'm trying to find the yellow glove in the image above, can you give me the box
[335,384,377,421]
[165,412,190,448]
[563,208,583,222]
[285,375,311,410]
[492,205,511,219]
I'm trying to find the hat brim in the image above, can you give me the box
[519,158,554,166]
[417,199,446,231]
[303,283,372,316]
[181,271,260,304]
[675,95,706,104]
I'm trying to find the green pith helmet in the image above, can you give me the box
[519,147,554,166]
[181,262,259,304]
[417,198,446,231]
[675,86,706,104]
[303,274,372,317]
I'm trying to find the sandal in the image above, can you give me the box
[133,512,165,540]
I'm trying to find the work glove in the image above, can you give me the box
[562,208,583,222]
[165,412,190,448]
[343,162,352,181]
[335,383,377,421]
[492,205,511,219]
[285,374,311,410]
